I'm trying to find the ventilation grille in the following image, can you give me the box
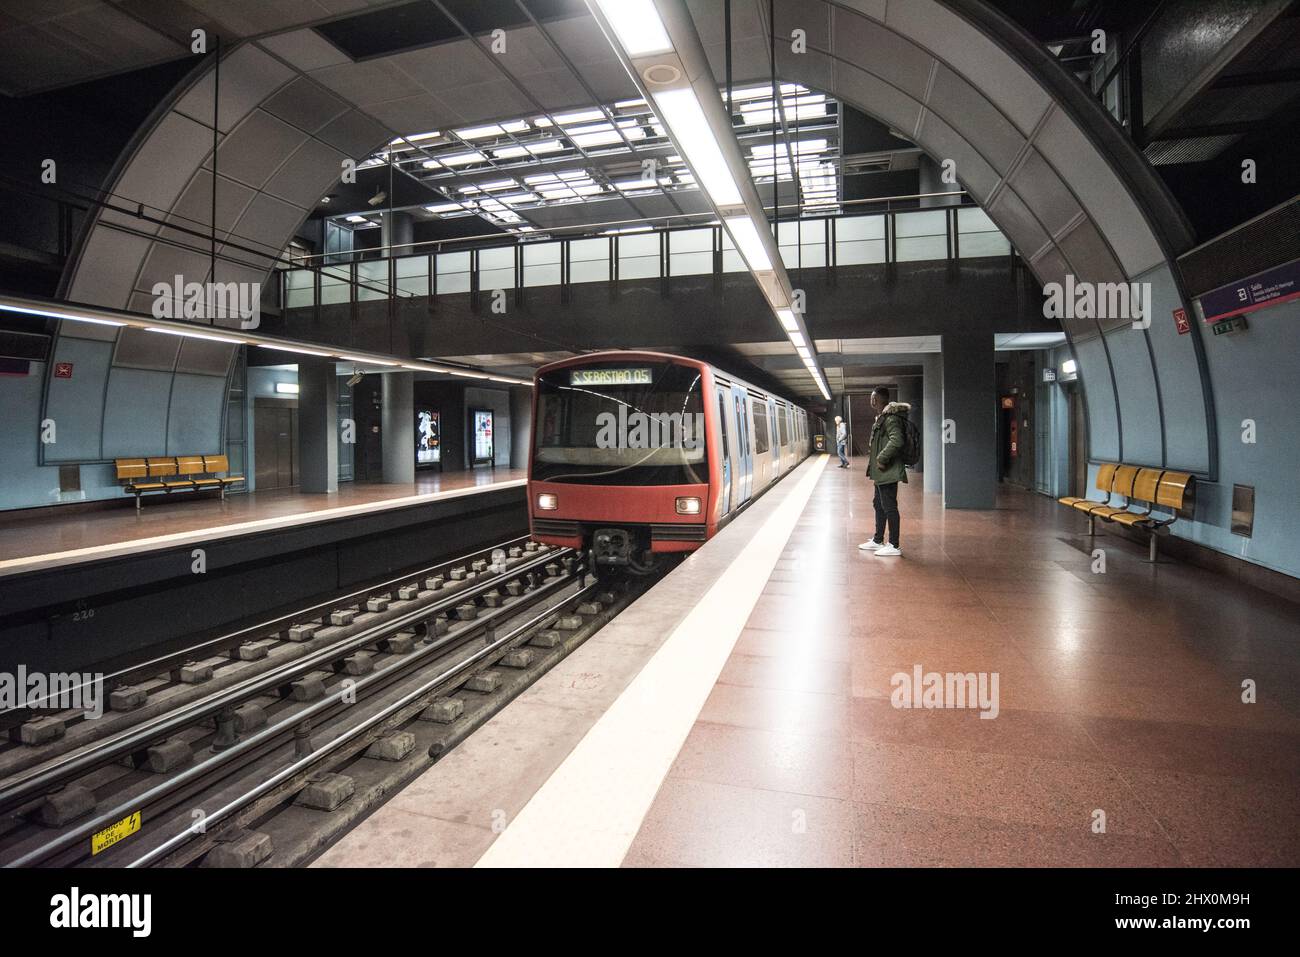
[315,0,585,60]
[1178,196,1300,298]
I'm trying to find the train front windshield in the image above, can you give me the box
[534,361,708,486]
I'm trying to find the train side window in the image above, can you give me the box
[753,402,770,455]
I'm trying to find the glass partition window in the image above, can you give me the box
[478,246,515,292]
[356,260,389,301]
[285,269,314,308]
[618,231,660,281]
[570,237,610,284]
[394,255,429,298]
[894,210,949,262]
[523,242,561,288]
[957,207,1012,258]
[778,218,827,269]
[319,264,352,305]
[437,250,471,294]
[668,227,714,277]
[720,229,748,273]
[835,214,886,265]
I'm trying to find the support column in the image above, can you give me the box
[922,353,943,494]
[381,210,414,255]
[298,358,338,494]
[509,386,532,470]
[381,372,415,484]
[941,332,996,509]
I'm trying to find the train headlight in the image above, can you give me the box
[675,496,702,515]
[537,493,558,510]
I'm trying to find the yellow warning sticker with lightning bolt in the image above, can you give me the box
[92,811,141,855]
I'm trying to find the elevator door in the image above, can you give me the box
[254,399,299,491]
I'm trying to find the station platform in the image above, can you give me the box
[0,469,526,578]
[318,454,1300,868]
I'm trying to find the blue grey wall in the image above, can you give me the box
[1075,297,1299,578]
[1174,296,1300,577]
[0,320,235,512]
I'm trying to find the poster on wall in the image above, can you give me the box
[416,409,440,466]
[472,409,494,464]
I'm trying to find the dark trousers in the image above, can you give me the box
[872,481,900,547]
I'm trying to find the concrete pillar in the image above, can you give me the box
[381,372,415,484]
[941,332,996,509]
[382,210,414,256]
[298,358,338,494]
[922,353,943,494]
[509,386,532,470]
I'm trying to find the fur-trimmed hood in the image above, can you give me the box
[880,401,911,416]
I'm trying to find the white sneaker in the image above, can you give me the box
[874,544,902,557]
[858,540,883,551]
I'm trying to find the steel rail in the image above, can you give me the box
[127,577,599,868]
[5,564,586,868]
[0,547,571,816]
[1,536,534,719]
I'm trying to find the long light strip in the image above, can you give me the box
[588,0,830,403]
[722,215,772,271]
[593,0,674,55]
[649,87,742,207]
[145,326,247,345]
[0,295,532,387]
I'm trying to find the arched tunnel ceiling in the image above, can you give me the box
[60,0,1214,472]
[68,1,1176,327]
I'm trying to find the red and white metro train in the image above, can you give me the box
[528,351,812,572]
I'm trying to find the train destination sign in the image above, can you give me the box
[569,368,653,387]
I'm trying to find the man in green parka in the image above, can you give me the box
[859,386,909,557]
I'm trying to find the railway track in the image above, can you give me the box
[0,539,656,867]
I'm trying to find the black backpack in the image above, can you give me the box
[893,413,921,467]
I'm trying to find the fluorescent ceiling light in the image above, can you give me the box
[776,309,797,331]
[723,215,772,270]
[789,332,806,348]
[0,303,126,326]
[257,343,334,357]
[651,87,742,207]
[340,355,399,366]
[593,0,673,57]
[145,326,245,344]
[274,381,299,395]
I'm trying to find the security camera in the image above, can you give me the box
[367,189,387,207]
[347,372,364,387]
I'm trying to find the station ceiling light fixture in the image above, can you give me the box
[587,0,830,402]
[0,293,532,387]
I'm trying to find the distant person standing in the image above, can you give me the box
[834,415,849,468]
[859,387,910,557]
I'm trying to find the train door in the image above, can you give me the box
[715,386,733,515]
[732,385,753,504]
[768,397,780,471]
